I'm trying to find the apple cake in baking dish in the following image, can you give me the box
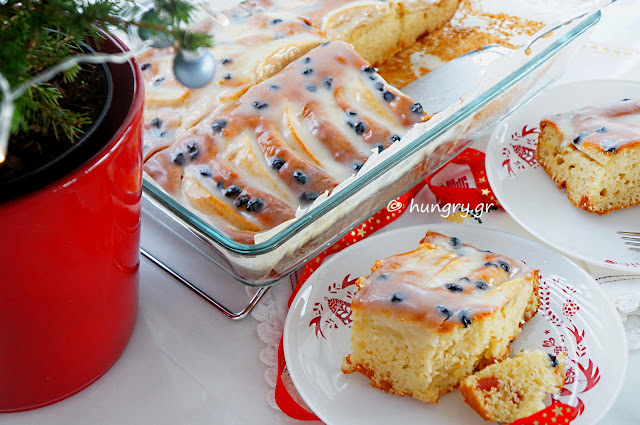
[342,230,540,403]
[142,0,460,242]
[144,41,428,243]
[536,98,640,215]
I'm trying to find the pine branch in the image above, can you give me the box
[1,0,213,144]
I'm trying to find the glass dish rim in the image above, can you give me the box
[142,10,601,256]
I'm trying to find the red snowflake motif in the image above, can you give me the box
[512,144,537,167]
[562,300,580,318]
[308,275,358,339]
[502,125,539,177]
[325,297,352,325]
[565,366,576,385]
[536,276,601,421]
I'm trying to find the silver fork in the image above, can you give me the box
[618,232,640,253]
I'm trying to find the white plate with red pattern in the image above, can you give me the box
[485,80,640,273]
[284,224,626,425]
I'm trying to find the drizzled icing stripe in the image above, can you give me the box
[543,98,640,155]
[352,230,536,330]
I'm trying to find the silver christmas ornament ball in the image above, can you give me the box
[173,49,216,89]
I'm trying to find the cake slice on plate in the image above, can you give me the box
[342,230,540,403]
[460,349,566,423]
[536,98,640,214]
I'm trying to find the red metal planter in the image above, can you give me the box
[0,33,144,412]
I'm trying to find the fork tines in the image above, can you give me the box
[618,231,640,252]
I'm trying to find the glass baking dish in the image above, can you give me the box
[142,7,601,287]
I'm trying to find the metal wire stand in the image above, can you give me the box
[140,247,270,320]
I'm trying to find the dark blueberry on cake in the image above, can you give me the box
[246,198,264,212]
[172,152,185,165]
[323,77,333,89]
[450,237,461,247]
[223,73,232,80]
[411,103,424,114]
[484,262,499,268]
[374,143,384,153]
[361,66,377,73]
[352,161,364,172]
[211,119,227,133]
[302,68,314,76]
[374,82,384,91]
[354,122,366,135]
[293,170,307,184]
[216,181,225,190]
[224,185,242,197]
[271,157,285,170]
[159,131,167,137]
[269,84,280,91]
[376,273,389,281]
[369,75,376,81]
[140,63,151,71]
[347,121,356,128]
[475,281,488,290]
[595,126,608,134]
[270,18,283,25]
[459,277,471,284]
[390,293,405,303]
[253,100,269,110]
[154,77,165,86]
[573,131,590,144]
[300,191,319,204]
[603,142,617,154]
[305,83,317,92]
[390,134,401,143]
[445,283,463,292]
[199,167,212,177]
[383,91,395,102]
[235,196,249,207]
[622,98,631,101]
[548,354,559,367]
[459,310,472,328]
[346,110,357,116]
[151,117,163,128]
[437,305,452,318]
[303,57,311,63]
[186,141,197,151]
[221,58,233,65]
[498,260,510,274]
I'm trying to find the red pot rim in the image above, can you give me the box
[2,31,144,205]
[77,31,144,183]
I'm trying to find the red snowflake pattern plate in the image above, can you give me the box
[486,80,640,272]
[284,224,626,425]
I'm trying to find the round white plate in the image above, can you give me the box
[485,80,640,272]
[284,224,627,425]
